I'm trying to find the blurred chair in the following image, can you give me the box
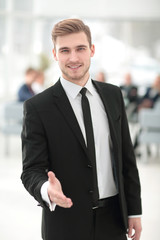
[138,106,160,162]
[154,99,160,110]
[0,101,23,155]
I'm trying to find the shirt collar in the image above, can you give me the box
[60,76,95,99]
[84,77,95,96]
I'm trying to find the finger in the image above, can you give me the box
[57,199,73,208]
[128,226,133,238]
[63,197,73,207]
[53,191,67,201]
[54,199,73,208]
[48,171,56,184]
[48,191,65,204]
[61,201,73,208]
[130,233,135,239]
[65,198,73,208]
[53,192,71,204]
[53,193,73,208]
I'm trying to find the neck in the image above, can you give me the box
[62,75,90,87]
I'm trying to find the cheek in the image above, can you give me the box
[56,55,64,64]
[57,58,67,69]
[57,55,67,64]
[84,54,92,63]
[59,59,65,66]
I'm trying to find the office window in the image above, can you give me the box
[0,0,6,9]
[13,18,33,54]
[42,20,54,53]
[0,16,6,54]
[13,0,33,12]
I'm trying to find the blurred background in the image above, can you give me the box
[0,0,160,239]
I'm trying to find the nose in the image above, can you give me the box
[69,50,79,62]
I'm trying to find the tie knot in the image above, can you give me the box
[80,87,87,96]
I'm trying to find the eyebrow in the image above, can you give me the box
[58,45,88,51]
[58,47,69,51]
[76,45,88,48]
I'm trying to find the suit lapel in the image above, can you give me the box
[93,81,120,188]
[93,81,119,152]
[51,80,119,163]
[52,80,88,156]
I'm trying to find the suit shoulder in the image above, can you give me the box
[93,80,121,93]
[106,82,120,91]
[24,84,55,108]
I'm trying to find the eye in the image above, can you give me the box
[60,49,69,53]
[77,47,86,51]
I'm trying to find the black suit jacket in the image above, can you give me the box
[21,80,142,240]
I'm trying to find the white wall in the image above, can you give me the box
[35,0,160,20]
[1,0,160,100]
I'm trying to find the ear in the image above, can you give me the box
[90,44,95,57]
[52,48,58,61]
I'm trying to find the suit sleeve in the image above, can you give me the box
[119,89,142,215]
[21,100,49,209]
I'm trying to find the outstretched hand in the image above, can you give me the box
[47,171,73,208]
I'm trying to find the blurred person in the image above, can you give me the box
[120,72,138,106]
[21,19,142,240]
[137,74,160,112]
[17,67,36,102]
[32,70,45,94]
[120,73,139,122]
[95,71,107,82]
[134,75,160,151]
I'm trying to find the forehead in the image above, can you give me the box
[55,32,89,49]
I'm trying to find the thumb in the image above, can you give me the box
[128,225,133,238]
[48,171,56,184]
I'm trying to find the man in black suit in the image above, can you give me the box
[21,19,142,240]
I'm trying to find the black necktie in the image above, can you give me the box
[80,87,99,203]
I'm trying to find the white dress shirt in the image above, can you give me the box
[41,76,118,211]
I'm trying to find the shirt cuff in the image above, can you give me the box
[40,181,56,211]
[128,215,141,218]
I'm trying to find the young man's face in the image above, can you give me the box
[53,32,95,86]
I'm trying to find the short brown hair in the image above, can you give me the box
[51,18,92,48]
[25,67,36,75]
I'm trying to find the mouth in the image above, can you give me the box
[67,64,82,70]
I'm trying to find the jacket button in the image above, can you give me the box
[89,190,93,194]
[87,164,92,168]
